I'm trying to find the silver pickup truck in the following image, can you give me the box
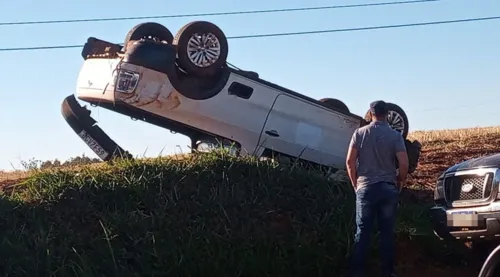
[431,153,500,240]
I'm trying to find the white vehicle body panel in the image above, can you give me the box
[76,58,119,103]
[260,94,358,168]
[75,58,360,168]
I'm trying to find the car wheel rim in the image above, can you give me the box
[187,32,221,68]
[388,110,405,134]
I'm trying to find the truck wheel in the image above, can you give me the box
[319,98,350,113]
[364,102,409,138]
[479,244,500,277]
[124,22,174,51]
[173,21,228,78]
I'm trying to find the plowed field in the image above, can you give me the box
[407,127,500,199]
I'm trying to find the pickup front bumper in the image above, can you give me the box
[61,94,132,161]
[430,206,500,240]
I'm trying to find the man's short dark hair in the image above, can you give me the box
[369,100,389,116]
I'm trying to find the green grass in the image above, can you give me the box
[0,152,477,276]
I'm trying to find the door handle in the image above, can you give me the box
[265,130,279,137]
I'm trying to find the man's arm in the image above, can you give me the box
[346,132,359,190]
[395,136,409,189]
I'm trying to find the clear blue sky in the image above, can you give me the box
[0,0,498,170]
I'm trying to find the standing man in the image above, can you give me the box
[345,100,409,277]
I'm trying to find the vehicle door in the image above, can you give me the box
[258,94,359,166]
[300,102,360,167]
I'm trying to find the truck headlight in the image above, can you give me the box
[112,69,140,94]
[434,174,445,201]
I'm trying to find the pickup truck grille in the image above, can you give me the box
[444,173,493,203]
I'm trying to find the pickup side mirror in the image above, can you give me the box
[405,139,421,174]
[394,139,422,174]
[479,244,500,277]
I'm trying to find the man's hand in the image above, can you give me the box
[346,144,359,192]
[346,130,360,192]
[396,179,405,192]
[396,170,407,192]
[395,150,409,191]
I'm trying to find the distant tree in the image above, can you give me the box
[23,154,101,171]
[62,154,101,167]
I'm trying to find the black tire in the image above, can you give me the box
[173,21,228,78]
[124,22,174,51]
[480,244,500,277]
[168,65,230,100]
[123,39,177,75]
[364,102,409,138]
[319,98,350,114]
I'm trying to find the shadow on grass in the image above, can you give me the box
[0,155,487,277]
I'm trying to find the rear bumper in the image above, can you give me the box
[430,206,500,240]
[61,94,132,161]
[75,58,119,103]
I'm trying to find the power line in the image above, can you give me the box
[1,15,499,52]
[229,16,500,39]
[0,0,439,26]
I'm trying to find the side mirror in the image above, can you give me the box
[479,244,500,277]
[394,139,422,174]
[405,139,421,174]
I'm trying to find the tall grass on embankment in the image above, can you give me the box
[0,152,473,276]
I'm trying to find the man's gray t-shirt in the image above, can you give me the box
[349,121,406,189]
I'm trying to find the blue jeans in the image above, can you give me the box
[350,181,400,277]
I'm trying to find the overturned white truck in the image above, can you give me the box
[62,20,421,173]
